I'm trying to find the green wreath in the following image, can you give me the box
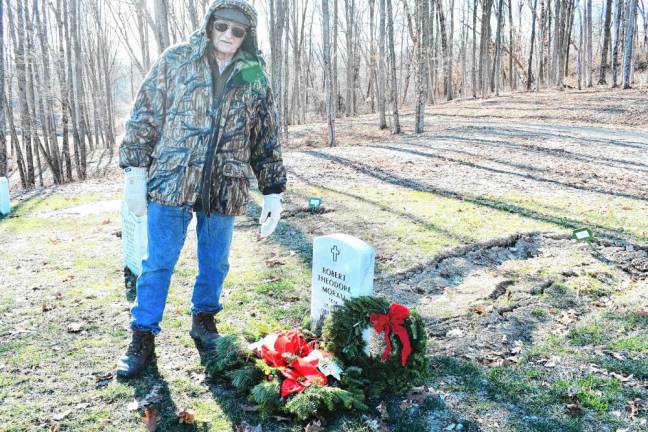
[322,296,429,398]
[205,334,368,421]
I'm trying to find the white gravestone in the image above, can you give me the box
[311,234,375,326]
[121,202,148,276]
[121,168,148,276]
[0,177,10,216]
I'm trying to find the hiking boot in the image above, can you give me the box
[189,312,221,352]
[116,330,155,379]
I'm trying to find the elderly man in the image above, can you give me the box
[117,0,286,379]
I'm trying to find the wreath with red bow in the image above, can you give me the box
[203,296,427,420]
[322,296,429,398]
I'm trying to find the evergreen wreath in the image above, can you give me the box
[322,296,429,398]
[203,296,428,420]
[205,332,368,421]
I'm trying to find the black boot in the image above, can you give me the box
[189,312,221,352]
[116,330,155,379]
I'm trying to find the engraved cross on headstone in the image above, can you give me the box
[331,245,340,262]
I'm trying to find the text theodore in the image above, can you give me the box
[318,266,351,301]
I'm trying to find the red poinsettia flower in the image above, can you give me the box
[279,357,328,398]
[259,329,314,368]
[261,344,287,368]
[275,329,313,357]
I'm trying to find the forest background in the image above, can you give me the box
[0,0,646,190]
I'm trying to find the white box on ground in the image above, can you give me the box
[311,233,375,326]
[121,202,148,276]
[0,177,10,216]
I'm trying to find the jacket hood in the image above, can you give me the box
[189,0,259,61]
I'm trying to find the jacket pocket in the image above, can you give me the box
[217,159,251,214]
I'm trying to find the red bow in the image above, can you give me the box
[369,304,412,366]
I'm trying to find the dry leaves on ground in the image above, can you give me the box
[177,409,196,424]
[263,257,285,267]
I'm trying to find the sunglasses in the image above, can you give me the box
[213,21,247,39]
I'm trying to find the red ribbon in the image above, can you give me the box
[369,304,412,366]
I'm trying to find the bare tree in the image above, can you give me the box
[599,0,614,84]
[611,0,625,87]
[491,0,505,94]
[527,0,539,90]
[471,0,478,97]
[9,0,36,187]
[436,0,453,100]
[415,0,429,132]
[585,0,592,87]
[322,0,335,146]
[153,0,172,54]
[378,0,387,128]
[622,0,639,88]
[386,0,400,133]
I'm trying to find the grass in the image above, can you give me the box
[568,321,610,346]
[491,192,648,243]
[551,375,623,412]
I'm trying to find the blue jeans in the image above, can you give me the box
[130,202,235,335]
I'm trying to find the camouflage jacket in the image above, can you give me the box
[119,0,286,216]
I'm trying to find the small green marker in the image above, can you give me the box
[573,227,593,241]
[308,197,323,210]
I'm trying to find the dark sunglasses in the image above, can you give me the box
[213,21,247,39]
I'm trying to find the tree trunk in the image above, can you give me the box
[322,0,336,146]
[11,0,35,187]
[415,0,429,132]
[585,0,592,86]
[333,0,338,118]
[508,0,515,91]
[344,0,355,116]
[71,0,87,179]
[378,0,387,128]
[153,0,171,55]
[598,0,613,84]
[535,0,544,92]
[579,4,584,90]
[471,0,477,97]
[611,0,625,87]
[622,0,639,88]
[369,0,377,112]
[491,0,504,94]
[386,0,400,133]
[5,93,27,188]
[52,0,73,181]
[436,0,453,100]
[479,0,494,95]
[527,0,539,90]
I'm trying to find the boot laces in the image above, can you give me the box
[199,314,218,333]
[126,332,152,357]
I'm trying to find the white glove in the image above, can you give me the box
[259,193,283,238]
[123,167,148,216]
